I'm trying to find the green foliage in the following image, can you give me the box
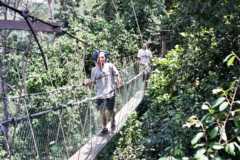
[138,47,198,159]
[184,79,240,159]
[108,1,240,160]
[1,0,240,159]
[112,113,145,160]
[83,17,138,56]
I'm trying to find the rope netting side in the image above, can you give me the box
[0,48,145,159]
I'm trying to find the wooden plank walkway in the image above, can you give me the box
[69,90,144,160]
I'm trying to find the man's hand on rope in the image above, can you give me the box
[116,77,123,89]
[83,79,92,87]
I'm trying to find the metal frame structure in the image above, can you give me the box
[0,0,62,70]
[0,20,61,33]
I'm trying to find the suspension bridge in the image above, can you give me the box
[0,58,146,159]
[0,1,152,159]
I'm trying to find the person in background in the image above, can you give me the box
[137,43,152,84]
[84,51,122,135]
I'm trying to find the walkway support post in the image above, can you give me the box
[0,35,11,158]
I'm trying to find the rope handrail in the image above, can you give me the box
[8,59,138,99]
[0,69,145,127]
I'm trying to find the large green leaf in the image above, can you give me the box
[223,53,234,62]
[234,142,240,152]
[227,55,236,66]
[225,143,236,156]
[209,127,219,139]
[235,100,240,105]
[159,156,177,160]
[212,143,224,150]
[212,88,223,95]
[191,132,204,145]
[194,148,208,160]
[219,102,228,112]
[193,143,205,149]
[237,137,240,143]
[201,103,209,110]
[212,97,225,108]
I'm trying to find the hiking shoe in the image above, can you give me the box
[100,128,108,135]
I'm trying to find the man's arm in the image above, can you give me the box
[111,64,123,88]
[83,68,95,87]
[116,74,123,88]
[148,50,153,66]
[83,79,93,87]
[137,49,142,63]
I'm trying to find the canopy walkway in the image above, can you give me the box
[0,2,147,159]
[0,60,146,160]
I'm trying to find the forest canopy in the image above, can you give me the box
[0,0,240,160]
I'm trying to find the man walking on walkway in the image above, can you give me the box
[84,51,122,135]
[137,43,152,84]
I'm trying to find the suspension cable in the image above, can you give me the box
[110,0,144,46]
[130,0,144,45]
[111,0,118,13]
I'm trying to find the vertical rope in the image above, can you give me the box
[23,99,40,159]
[0,124,11,158]
[85,47,94,158]
[57,110,70,158]
[55,101,61,143]
[87,89,93,159]
[130,0,144,45]
[111,0,118,12]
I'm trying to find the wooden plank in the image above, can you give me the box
[69,90,144,160]
[0,20,61,33]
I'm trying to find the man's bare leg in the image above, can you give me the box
[100,109,108,134]
[107,109,116,131]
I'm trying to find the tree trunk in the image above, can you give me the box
[161,32,167,57]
